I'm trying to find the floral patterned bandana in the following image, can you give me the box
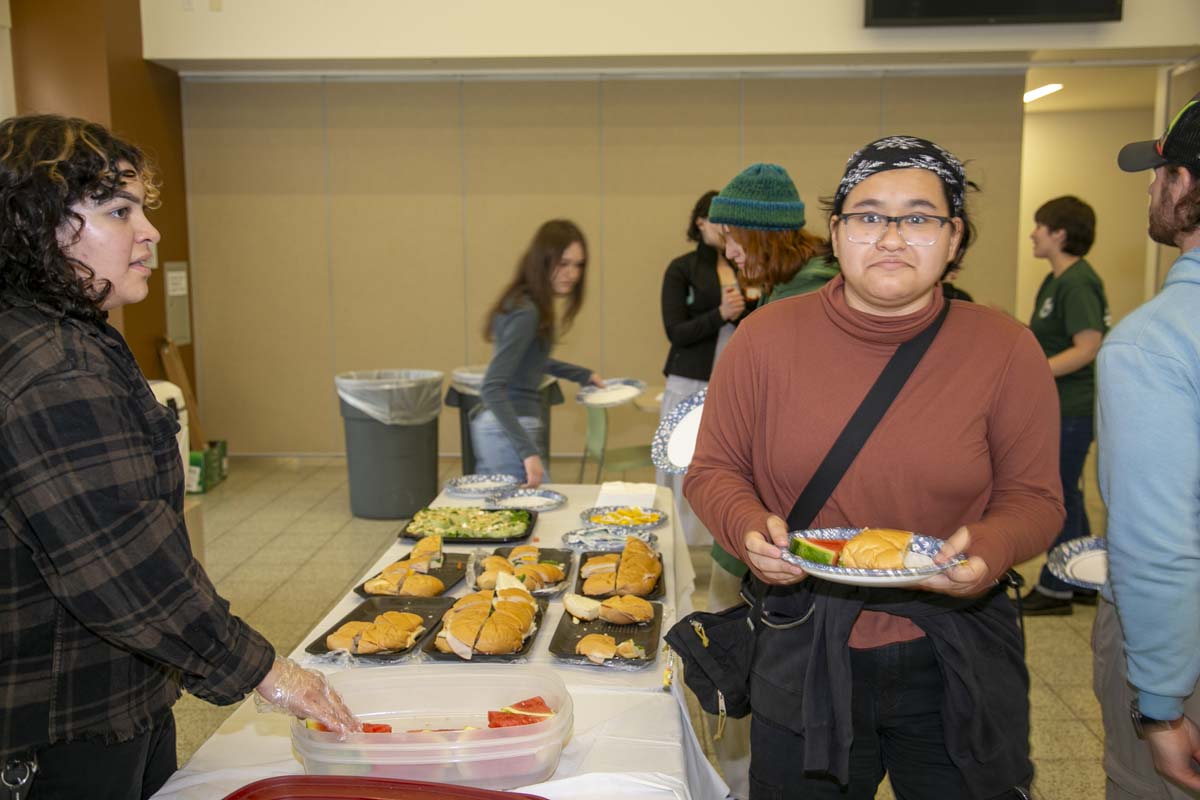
[834,135,967,215]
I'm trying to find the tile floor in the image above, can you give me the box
[175,454,1109,799]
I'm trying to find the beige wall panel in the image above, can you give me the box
[742,77,886,240]
[878,74,1025,311]
[600,79,741,449]
[462,81,602,457]
[184,81,337,453]
[325,82,465,454]
[1018,108,1157,326]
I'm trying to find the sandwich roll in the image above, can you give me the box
[363,575,401,596]
[507,545,540,565]
[583,572,617,597]
[599,595,654,625]
[576,633,617,664]
[475,615,525,655]
[580,554,619,578]
[480,555,514,574]
[563,592,601,622]
[839,528,913,570]
[399,573,445,597]
[326,620,373,652]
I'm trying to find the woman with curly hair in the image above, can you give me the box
[0,115,358,799]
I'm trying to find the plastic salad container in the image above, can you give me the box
[290,666,572,791]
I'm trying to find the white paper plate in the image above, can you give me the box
[486,488,568,512]
[443,473,520,498]
[577,378,646,408]
[1046,537,1107,592]
[651,388,705,474]
[780,528,966,587]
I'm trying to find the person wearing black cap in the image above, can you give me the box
[1094,91,1200,798]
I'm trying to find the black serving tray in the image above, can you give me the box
[574,550,665,601]
[305,596,454,662]
[474,547,574,596]
[422,598,549,663]
[354,551,470,599]
[548,601,663,668]
[399,508,538,545]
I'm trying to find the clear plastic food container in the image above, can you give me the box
[290,666,572,791]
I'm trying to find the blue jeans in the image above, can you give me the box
[469,409,547,483]
[1037,415,1095,595]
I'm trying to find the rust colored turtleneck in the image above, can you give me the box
[685,276,1064,648]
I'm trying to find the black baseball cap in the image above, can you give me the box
[1118,92,1200,173]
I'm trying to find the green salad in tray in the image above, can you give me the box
[407,506,532,539]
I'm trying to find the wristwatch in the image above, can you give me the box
[1130,700,1186,737]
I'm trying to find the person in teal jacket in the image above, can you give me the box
[1096,92,1200,798]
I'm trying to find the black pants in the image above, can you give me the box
[748,638,1028,800]
[26,711,177,800]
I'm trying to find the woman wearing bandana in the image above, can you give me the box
[685,137,1063,799]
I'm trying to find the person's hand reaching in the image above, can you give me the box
[255,657,360,738]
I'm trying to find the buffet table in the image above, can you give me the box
[152,484,728,800]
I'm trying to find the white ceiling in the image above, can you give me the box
[1024,66,1160,113]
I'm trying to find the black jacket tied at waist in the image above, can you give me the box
[750,580,1031,798]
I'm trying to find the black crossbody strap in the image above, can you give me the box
[786,300,951,531]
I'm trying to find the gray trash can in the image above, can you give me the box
[336,369,444,519]
[444,365,563,474]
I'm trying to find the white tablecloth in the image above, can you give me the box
[152,484,727,800]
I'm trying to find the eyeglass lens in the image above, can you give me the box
[844,214,946,246]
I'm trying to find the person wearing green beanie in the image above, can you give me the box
[705,164,836,599]
[709,162,837,308]
[695,163,836,800]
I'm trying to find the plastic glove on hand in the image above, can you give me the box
[254,657,360,738]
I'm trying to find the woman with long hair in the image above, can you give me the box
[0,115,357,798]
[475,219,601,487]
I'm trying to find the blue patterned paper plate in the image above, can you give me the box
[1046,537,1107,592]
[780,528,966,587]
[485,487,568,512]
[560,527,659,552]
[443,473,520,499]
[576,377,646,408]
[651,388,705,475]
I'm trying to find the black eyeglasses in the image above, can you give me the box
[839,213,954,247]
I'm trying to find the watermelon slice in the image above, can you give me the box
[487,695,555,728]
[790,537,847,565]
[305,719,392,733]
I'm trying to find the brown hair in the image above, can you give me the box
[1171,165,1200,234]
[726,226,831,292]
[1035,195,1096,256]
[484,219,587,342]
[0,114,160,321]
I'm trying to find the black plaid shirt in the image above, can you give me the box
[0,300,274,761]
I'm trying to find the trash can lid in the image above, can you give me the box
[451,365,556,395]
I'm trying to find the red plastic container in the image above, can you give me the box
[222,775,549,799]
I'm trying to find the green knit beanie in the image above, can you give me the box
[708,163,806,231]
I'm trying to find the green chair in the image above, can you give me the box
[577,406,654,483]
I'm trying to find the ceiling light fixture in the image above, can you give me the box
[1023,83,1064,104]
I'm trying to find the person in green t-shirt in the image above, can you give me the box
[1023,195,1111,615]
